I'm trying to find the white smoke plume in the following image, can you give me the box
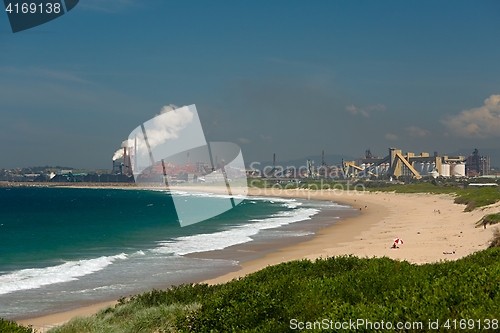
[118,104,194,162]
[143,105,193,150]
[156,104,179,116]
[112,148,124,161]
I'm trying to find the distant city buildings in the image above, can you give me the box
[0,147,495,183]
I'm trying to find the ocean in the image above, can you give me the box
[0,187,354,320]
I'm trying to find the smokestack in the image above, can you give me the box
[273,153,276,167]
[123,147,127,175]
[322,150,325,166]
[187,152,190,165]
[134,136,137,172]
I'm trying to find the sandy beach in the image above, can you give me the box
[17,187,499,330]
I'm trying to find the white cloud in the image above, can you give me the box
[441,94,500,138]
[346,104,386,118]
[260,134,273,142]
[385,133,398,140]
[346,105,369,117]
[406,126,430,138]
[238,137,251,144]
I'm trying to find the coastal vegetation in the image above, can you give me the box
[488,229,500,249]
[365,183,500,211]
[248,178,500,212]
[0,318,33,333]
[478,212,500,227]
[5,248,499,333]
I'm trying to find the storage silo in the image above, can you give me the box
[453,163,466,177]
[441,163,450,177]
[449,162,455,176]
[417,162,424,175]
[424,162,431,175]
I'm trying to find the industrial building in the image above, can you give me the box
[465,149,490,177]
[112,146,132,175]
[343,148,489,179]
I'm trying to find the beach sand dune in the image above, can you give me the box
[206,188,496,284]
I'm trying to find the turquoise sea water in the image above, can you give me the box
[0,187,350,319]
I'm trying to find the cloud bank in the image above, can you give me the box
[346,104,386,118]
[385,133,398,140]
[441,94,500,138]
[406,126,430,138]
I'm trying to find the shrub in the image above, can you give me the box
[0,318,34,333]
[52,250,500,333]
[489,229,500,248]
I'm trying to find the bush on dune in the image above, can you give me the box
[44,249,500,333]
[489,228,500,249]
[0,318,34,333]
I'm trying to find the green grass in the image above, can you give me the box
[248,180,500,211]
[478,212,500,227]
[0,318,34,333]
[48,302,200,333]
[44,249,500,333]
[367,183,500,211]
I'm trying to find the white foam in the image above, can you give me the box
[0,253,128,295]
[152,207,319,255]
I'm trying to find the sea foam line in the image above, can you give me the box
[153,207,319,256]
[0,253,128,295]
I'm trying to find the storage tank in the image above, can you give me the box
[453,163,466,177]
[441,163,450,177]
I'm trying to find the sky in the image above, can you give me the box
[1,0,500,169]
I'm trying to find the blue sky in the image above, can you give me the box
[1,0,500,169]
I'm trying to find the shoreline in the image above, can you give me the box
[15,186,499,329]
